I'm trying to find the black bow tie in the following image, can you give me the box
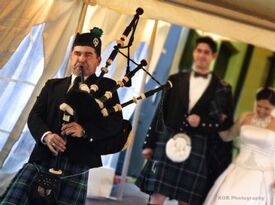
[193,71,210,79]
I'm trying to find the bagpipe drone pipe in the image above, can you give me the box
[59,8,173,155]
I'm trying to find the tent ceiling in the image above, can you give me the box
[167,0,275,32]
[86,0,275,51]
[200,0,275,24]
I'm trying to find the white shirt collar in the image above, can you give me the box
[71,74,88,84]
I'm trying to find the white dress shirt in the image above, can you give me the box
[188,70,212,112]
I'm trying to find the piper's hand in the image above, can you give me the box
[44,133,66,156]
[61,122,85,138]
[187,114,201,127]
[142,148,153,159]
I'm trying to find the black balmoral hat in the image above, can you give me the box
[72,27,103,56]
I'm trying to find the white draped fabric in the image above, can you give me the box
[0,0,83,166]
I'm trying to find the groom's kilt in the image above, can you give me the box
[135,129,209,205]
[1,158,89,205]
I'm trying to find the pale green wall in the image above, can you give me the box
[224,42,248,95]
[235,47,272,117]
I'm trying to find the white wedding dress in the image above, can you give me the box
[204,125,275,205]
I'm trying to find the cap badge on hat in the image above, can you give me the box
[72,27,103,55]
[93,38,99,47]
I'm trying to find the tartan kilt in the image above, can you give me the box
[135,129,209,205]
[0,157,89,205]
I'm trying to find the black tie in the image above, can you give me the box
[193,71,209,79]
[71,76,81,91]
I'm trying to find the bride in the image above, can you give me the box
[203,87,275,205]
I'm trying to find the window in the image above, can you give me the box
[0,24,45,151]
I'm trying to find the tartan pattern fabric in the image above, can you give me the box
[135,129,209,205]
[0,157,89,205]
[205,80,233,189]
[206,137,232,190]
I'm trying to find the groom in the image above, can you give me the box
[136,36,234,205]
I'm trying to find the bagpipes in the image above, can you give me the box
[60,8,173,155]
